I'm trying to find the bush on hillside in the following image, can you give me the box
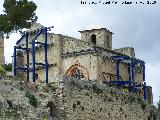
[2,63,12,72]
[0,65,7,76]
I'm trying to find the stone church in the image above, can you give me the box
[15,23,152,104]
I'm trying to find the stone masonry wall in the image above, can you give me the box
[62,36,92,53]
[114,47,135,58]
[97,55,143,84]
[0,36,5,65]
[0,76,151,120]
[62,77,150,120]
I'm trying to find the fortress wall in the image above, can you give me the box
[62,77,150,120]
[0,76,151,120]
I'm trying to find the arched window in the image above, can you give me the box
[90,34,96,45]
[66,64,89,80]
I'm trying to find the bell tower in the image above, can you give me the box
[79,28,113,50]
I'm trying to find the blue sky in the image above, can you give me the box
[0,0,159,104]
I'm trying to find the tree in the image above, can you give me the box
[0,0,37,38]
[157,98,160,120]
[2,63,12,72]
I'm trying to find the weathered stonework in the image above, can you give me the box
[0,36,5,65]
[79,28,112,50]
[15,23,152,104]
[146,86,153,105]
[114,47,135,58]
[0,77,152,120]
[62,77,150,120]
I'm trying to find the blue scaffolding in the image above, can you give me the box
[13,26,53,83]
[106,55,147,100]
[14,32,30,81]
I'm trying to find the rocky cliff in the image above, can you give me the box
[0,76,152,120]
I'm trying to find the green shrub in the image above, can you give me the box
[141,101,147,110]
[149,105,158,120]
[128,95,136,104]
[25,91,38,107]
[2,63,12,72]
[42,86,50,92]
[92,84,103,94]
[47,82,57,92]
[7,99,13,108]
[0,65,7,76]
[2,107,19,119]
[39,117,48,120]
[157,100,160,109]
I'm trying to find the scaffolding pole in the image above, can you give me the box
[128,63,131,82]
[131,63,135,93]
[116,61,120,81]
[142,63,147,100]
[32,39,36,83]
[31,27,50,83]
[13,46,17,76]
[44,27,48,83]
[109,55,147,100]
[14,26,53,83]
[26,32,29,81]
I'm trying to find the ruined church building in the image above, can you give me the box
[13,23,153,104]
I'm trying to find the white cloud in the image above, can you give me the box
[4,33,21,63]
[146,63,160,105]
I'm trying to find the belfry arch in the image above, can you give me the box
[66,64,89,80]
[90,34,96,45]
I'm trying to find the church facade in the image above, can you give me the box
[15,23,153,104]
